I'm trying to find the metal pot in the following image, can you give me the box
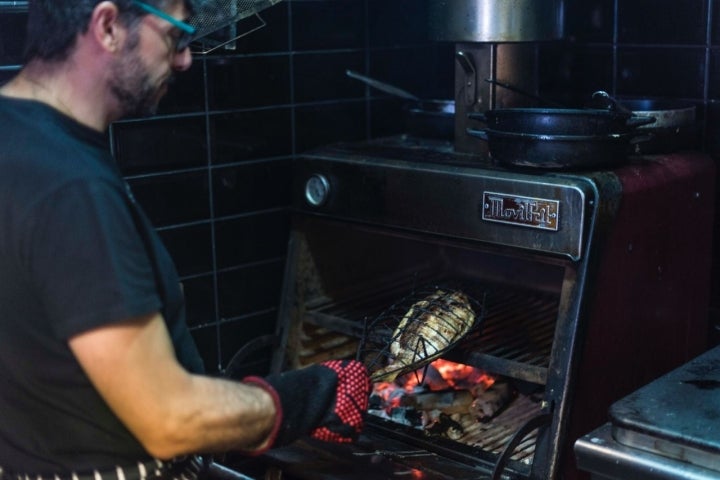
[466,128,649,170]
[428,0,564,42]
[469,108,655,136]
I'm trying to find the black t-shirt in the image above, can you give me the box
[0,96,205,474]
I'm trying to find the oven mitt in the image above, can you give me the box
[242,359,370,450]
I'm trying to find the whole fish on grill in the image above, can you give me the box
[371,289,475,382]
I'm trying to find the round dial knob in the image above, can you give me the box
[304,174,330,207]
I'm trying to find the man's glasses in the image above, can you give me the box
[132,0,197,52]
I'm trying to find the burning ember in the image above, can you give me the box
[369,359,516,440]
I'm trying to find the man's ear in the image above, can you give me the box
[88,1,126,53]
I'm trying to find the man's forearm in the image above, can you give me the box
[69,312,278,459]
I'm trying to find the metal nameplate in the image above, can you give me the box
[482,192,560,231]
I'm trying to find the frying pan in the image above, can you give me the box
[346,70,454,139]
[618,99,698,153]
[466,128,650,170]
[468,108,655,136]
[619,98,696,129]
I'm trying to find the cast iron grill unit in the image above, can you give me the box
[252,138,712,480]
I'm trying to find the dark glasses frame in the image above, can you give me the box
[131,0,196,52]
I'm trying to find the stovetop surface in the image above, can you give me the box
[609,345,720,467]
[313,135,494,169]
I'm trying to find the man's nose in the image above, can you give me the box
[173,47,192,71]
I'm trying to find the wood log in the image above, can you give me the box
[469,380,515,420]
[400,388,474,414]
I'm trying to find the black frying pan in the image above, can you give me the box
[466,128,650,170]
[346,70,454,139]
[468,108,655,136]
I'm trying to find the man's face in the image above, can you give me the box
[109,1,192,118]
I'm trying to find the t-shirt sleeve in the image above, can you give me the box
[20,178,161,340]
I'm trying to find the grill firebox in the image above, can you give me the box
[227,137,714,480]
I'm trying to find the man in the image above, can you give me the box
[0,1,370,479]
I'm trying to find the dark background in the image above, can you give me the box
[1,0,719,374]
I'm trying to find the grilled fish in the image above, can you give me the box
[372,289,475,382]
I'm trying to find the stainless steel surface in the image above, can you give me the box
[454,43,539,154]
[575,424,720,480]
[428,0,564,42]
[606,345,720,474]
[295,149,590,260]
[612,428,720,476]
[268,137,714,480]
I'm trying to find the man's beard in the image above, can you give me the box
[109,46,170,118]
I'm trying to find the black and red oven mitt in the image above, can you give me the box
[242,359,371,449]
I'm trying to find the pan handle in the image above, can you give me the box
[467,112,488,123]
[485,78,567,108]
[626,115,657,128]
[456,51,477,105]
[345,69,419,101]
[465,127,489,141]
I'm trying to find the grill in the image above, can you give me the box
[222,135,714,480]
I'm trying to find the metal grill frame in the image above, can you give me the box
[262,145,712,480]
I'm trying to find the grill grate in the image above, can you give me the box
[360,284,486,383]
[288,276,558,473]
[299,276,559,384]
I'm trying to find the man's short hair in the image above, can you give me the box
[23,0,193,63]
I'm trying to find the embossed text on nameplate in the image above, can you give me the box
[482,192,560,231]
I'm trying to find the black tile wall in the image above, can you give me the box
[368,45,455,100]
[0,12,26,65]
[617,0,708,45]
[127,171,211,226]
[3,0,719,371]
[616,47,706,98]
[156,63,206,114]
[367,0,430,47]
[210,109,293,164]
[295,101,368,152]
[206,55,292,110]
[293,51,366,102]
[214,211,290,268]
[182,275,217,328]
[158,224,214,276]
[113,116,208,174]
[212,160,292,216]
[538,44,614,105]
[216,260,286,320]
[564,0,614,43]
[291,0,366,51]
